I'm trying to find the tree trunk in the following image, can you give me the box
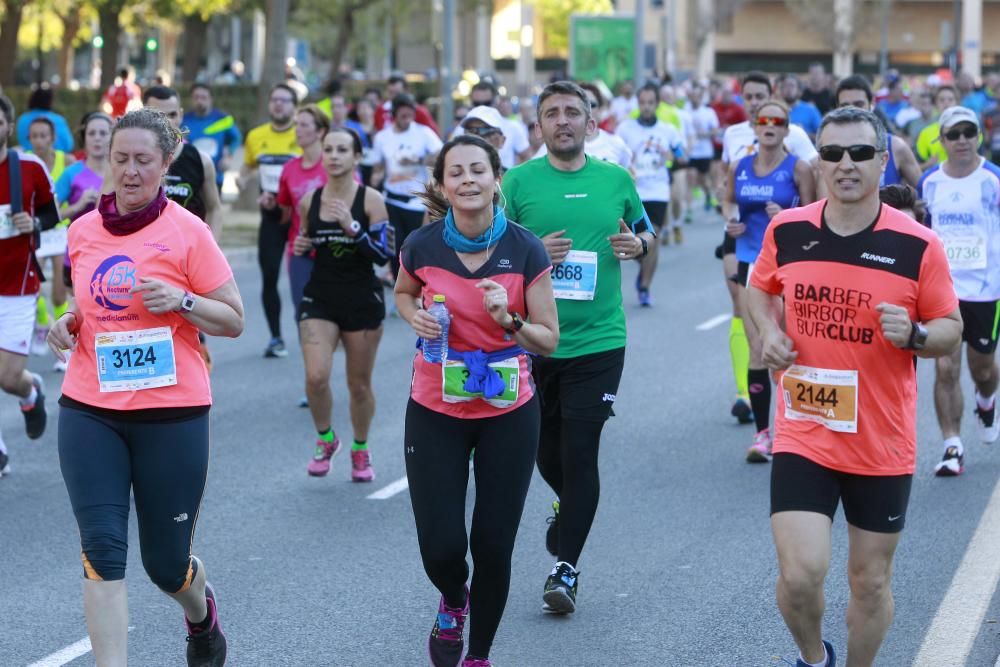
[0,0,26,87]
[259,0,289,121]
[159,25,180,84]
[98,2,124,91]
[180,14,208,84]
[328,9,355,79]
[58,6,83,86]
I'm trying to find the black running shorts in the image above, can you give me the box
[959,300,1000,354]
[722,229,736,256]
[770,453,913,533]
[299,285,385,332]
[687,158,712,174]
[643,201,668,230]
[532,347,626,422]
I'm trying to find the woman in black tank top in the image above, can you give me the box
[291,127,393,483]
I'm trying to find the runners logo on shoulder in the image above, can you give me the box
[602,393,616,402]
[860,252,896,265]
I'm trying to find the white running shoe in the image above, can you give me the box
[31,326,50,356]
[976,402,999,444]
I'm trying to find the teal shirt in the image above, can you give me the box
[502,156,648,358]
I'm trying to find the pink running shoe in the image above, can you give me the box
[307,437,341,477]
[351,448,375,482]
[429,585,469,667]
[461,659,492,667]
[746,428,772,463]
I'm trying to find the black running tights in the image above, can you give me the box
[535,416,606,568]
[258,210,287,340]
[404,397,539,659]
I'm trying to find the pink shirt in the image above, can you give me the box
[276,156,327,249]
[62,201,233,410]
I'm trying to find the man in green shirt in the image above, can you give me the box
[503,80,654,615]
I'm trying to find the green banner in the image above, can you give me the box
[569,15,636,90]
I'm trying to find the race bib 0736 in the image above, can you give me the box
[943,232,987,271]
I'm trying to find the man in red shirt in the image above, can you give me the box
[0,94,60,464]
[374,75,440,136]
[749,107,962,666]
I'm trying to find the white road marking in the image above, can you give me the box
[367,476,410,500]
[913,476,1000,667]
[29,627,134,667]
[695,313,732,331]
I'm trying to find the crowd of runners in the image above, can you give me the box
[0,64,998,667]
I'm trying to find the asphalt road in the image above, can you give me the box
[3,210,1000,667]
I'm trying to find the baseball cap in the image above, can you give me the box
[461,105,504,131]
[939,106,980,131]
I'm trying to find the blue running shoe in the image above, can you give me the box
[795,640,836,667]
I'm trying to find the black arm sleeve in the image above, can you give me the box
[35,198,60,231]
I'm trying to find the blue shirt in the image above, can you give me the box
[880,133,901,187]
[16,110,74,153]
[734,153,801,264]
[789,101,822,137]
[181,109,243,185]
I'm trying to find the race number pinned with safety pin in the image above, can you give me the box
[781,365,859,433]
[96,327,177,392]
[551,249,597,301]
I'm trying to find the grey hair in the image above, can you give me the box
[111,108,182,163]
[817,106,888,152]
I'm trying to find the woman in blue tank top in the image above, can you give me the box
[723,100,816,464]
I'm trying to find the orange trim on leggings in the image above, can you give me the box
[81,552,103,581]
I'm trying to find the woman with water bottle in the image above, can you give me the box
[394,134,559,667]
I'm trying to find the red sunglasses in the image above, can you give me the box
[756,116,788,127]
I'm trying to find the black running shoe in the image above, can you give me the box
[0,451,9,477]
[542,562,578,614]
[21,373,46,440]
[976,401,999,444]
[731,398,754,425]
[428,585,468,667]
[934,446,965,477]
[186,583,227,666]
[545,500,559,557]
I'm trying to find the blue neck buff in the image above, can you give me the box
[442,206,507,253]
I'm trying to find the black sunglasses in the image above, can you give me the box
[464,125,501,137]
[818,144,880,162]
[943,126,978,141]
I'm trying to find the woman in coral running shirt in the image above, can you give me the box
[47,108,244,665]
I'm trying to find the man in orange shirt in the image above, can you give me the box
[748,107,962,667]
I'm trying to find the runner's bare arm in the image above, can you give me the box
[131,277,244,338]
[875,303,962,358]
[201,154,224,241]
[395,270,441,339]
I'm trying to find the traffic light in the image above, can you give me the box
[92,36,104,48]
[145,38,158,52]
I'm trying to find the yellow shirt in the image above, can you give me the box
[243,123,301,193]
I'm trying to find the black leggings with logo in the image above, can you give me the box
[58,404,210,592]
[404,397,539,659]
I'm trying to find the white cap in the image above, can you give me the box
[461,105,504,131]
[939,106,980,131]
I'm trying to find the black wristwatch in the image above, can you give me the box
[504,312,525,336]
[906,321,928,350]
[638,236,648,257]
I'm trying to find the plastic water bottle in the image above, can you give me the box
[422,294,450,363]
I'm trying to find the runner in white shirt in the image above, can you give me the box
[918,106,1000,475]
[370,94,443,279]
[610,81,638,126]
[686,82,721,213]
[466,81,532,169]
[617,83,686,308]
